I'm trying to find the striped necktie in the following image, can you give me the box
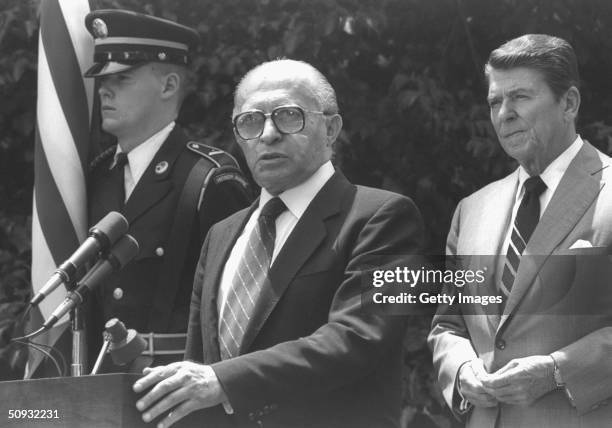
[219,197,287,360]
[500,176,547,298]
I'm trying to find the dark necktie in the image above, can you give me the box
[111,152,129,208]
[500,176,547,297]
[219,197,287,360]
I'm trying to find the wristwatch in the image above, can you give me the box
[552,357,565,389]
[551,354,575,405]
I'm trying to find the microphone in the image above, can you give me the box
[105,318,147,366]
[42,234,139,330]
[30,211,129,306]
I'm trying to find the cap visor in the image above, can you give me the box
[84,61,139,78]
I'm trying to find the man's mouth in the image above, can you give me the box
[259,153,286,161]
[502,130,524,139]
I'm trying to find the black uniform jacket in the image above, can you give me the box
[87,125,251,367]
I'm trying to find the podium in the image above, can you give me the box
[0,374,206,427]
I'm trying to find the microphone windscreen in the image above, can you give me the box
[105,318,147,366]
[90,211,129,250]
[109,234,139,269]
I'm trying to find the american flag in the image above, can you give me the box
[27,0,94,377]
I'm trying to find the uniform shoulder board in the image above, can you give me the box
[186,141,250,189]
[186,141,240,169]
[88,145,117,173]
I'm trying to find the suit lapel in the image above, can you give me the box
[465,172,517,330]
[202,204,256,363]
[474,172,518,255]
[121,127,184,224]
[239,172,351,354]
[500,142,607,327]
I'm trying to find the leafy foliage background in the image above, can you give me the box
[1,0,611,426]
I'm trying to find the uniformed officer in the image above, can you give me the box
[83,9,252,370]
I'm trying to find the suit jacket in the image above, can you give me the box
[87,126,251,367]
[184,171,424,428]
[428,141,612,427]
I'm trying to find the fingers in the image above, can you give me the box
[459,360,498,408]
[156,399,200,428]
[136,370,184,413]
[140,386,185,425]
[462,390,498,407]
[134,364,177,393]
[482,361,524,389]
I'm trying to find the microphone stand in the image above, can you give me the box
[91,331,112,375]
[71,306,87,376]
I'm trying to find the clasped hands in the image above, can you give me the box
[458,356,556,408]
[132,361,227,428]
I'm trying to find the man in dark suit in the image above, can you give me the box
[429,34,612,427]
[84,10,251,370]
[133,59,424,427]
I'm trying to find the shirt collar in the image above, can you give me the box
[516,135,583,200]
[112,121,176,177]
[259,161,335,220]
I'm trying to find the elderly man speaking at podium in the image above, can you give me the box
[133,59,424,427]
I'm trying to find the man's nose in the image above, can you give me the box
[497,98,516,122]
[98,79,112,98]
[259,117,281,145]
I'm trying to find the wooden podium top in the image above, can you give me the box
[0,374,146,427]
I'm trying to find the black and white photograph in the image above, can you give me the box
[1,0,611,427]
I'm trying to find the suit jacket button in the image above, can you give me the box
[495,339,506,350]
[155,247,165,257]
[112,288,124,300]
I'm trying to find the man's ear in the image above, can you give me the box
[325,114,343,146]
[563,86,580,123]
[161,72,180,100]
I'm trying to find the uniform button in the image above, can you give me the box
[112,288,123,300]
[155,247,165,257]
[248,412,255,421]
[495,339,506,350]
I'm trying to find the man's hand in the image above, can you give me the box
[481,355,556,406]
[133,361,227,428]
[458,359,498,408]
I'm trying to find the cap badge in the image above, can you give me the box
[92,18,108,39]
[155,161,169,175]
[158,52,167,61]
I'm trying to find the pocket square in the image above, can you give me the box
[569,239,593,249]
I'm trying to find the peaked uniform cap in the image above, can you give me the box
[84,9,200,77]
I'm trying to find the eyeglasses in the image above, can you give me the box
[233,105,328,140]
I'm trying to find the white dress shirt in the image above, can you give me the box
[111,121,175,202]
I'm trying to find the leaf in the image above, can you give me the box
[398,89,420,110]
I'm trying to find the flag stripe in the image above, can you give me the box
[36,42,87,241]
[57,0,95,120]
[40,0,90,168]
[31,200,70,324]
[34,125,81,266]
